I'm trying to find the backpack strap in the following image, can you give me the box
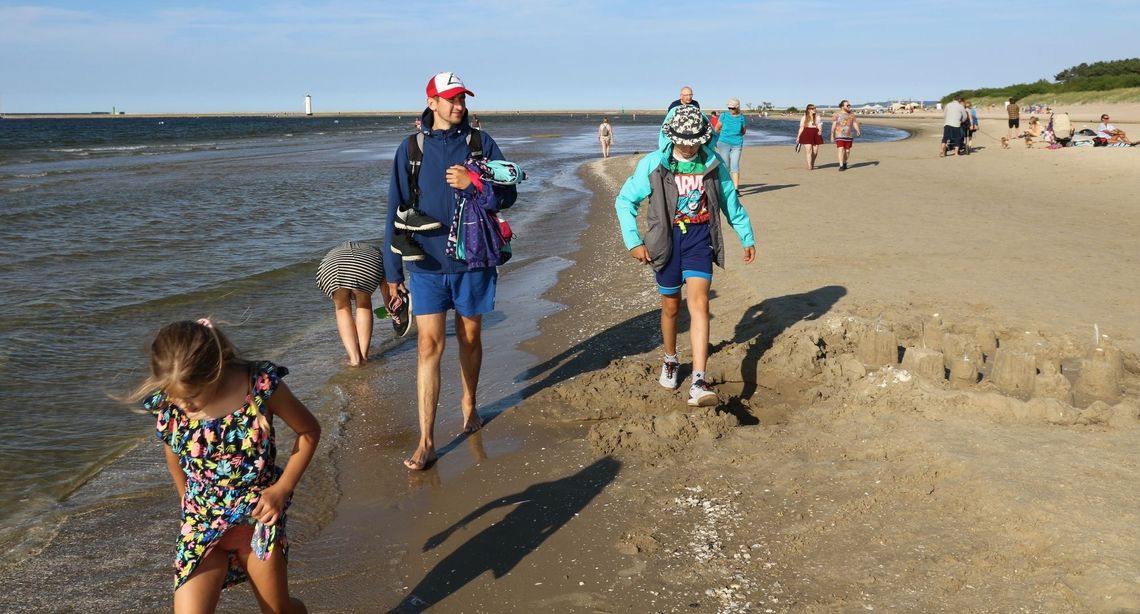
[467,127,483,161]
[405,132,425,207]
[405,127,483,205]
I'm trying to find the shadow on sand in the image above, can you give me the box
[390,456,622,612]
[714,285,847,400]
[437,286,845,459]
[737,182,798,196]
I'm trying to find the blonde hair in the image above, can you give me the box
[127,320,246,403]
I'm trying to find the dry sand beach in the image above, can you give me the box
[342,117,1139,613]
[275,117,1140,613]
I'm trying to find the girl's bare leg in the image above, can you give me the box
[241,547,307,614]
[173,548,228,614]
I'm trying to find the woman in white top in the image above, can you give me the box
[598,117,614,158]
[1097,114,1135,145]
[795,104,824,170]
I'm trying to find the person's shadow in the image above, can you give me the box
[715,285,847,400]
[736,183,798,196]
[435,308,691,459]
[507,308,690,408]
[389,457,622,612]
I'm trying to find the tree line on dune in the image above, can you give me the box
[942,57,1140,104]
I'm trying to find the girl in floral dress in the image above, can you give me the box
[131,319,320,613]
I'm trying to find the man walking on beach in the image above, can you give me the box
[668,86,700,111]
[383,72,517,471]
[615,105,755,407]
[829,100,861,171]
[941,96,968,157]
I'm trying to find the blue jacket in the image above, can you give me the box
[617,118,754,272]
[384,109,517,283]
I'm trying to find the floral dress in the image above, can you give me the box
[144,361,289,590]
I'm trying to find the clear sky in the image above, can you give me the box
[2,0,1138,114]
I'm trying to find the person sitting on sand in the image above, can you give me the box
[614,105,755,407]
[1096,114,1136,145]
[1019,116,1042,139]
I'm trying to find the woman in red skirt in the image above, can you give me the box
[796,104,825,170]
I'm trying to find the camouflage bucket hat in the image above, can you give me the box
[662,105,711,146]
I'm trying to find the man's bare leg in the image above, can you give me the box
[406,313,446,470]
[454,313,484,433]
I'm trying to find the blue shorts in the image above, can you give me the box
[716,142,742,173]
[408,269,497,316]
[655,224,713,295]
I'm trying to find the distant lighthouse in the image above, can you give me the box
[304,94,313,116]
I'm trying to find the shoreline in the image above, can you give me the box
[6,100,1140,124]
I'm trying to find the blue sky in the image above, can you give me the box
[2,0,1138,113]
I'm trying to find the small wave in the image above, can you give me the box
[50,145,148,153]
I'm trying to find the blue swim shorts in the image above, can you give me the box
[655,224,713,295]
[408,269,497,317]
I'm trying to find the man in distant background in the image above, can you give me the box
[940,96,967,157]
[829,99,862,171]
[1006,98,1021,141]
[668,86,700,111]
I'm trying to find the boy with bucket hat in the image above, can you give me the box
[615,105,756,407]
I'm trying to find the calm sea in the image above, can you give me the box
[0,112,905,579]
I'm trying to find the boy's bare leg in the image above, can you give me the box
[660,293,682,357]
[685,278,711,374]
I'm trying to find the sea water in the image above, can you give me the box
[0,112,905,590]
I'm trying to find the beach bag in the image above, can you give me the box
[445,165,513,269]
[1093,137,1108,147]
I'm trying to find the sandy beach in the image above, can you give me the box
[5,115,1137,613]
[268,117,1140,612]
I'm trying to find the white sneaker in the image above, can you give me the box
[687,379,718,407]
[659,359,680,389]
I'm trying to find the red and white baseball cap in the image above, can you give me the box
[426,72,475,99]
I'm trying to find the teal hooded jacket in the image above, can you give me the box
[614,111,755,272]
